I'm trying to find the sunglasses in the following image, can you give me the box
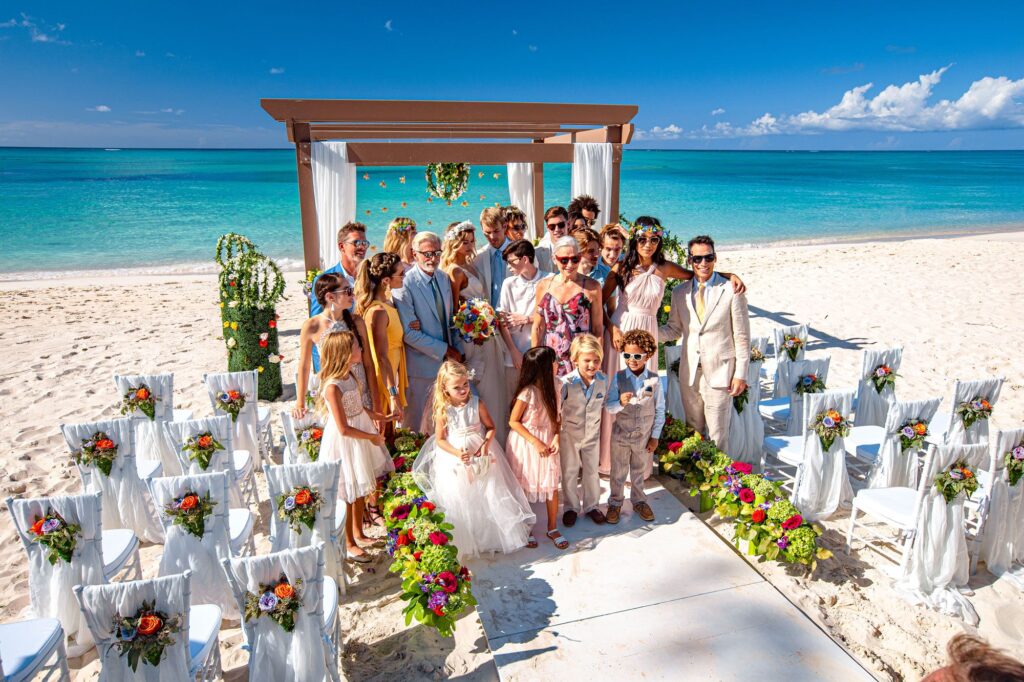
[416,249,443,259]
[555,255,582,266]
[344,239,371,248]
[690,254,716,264]
[637,236,661,246]
[622,352,645,361]
[332,286,354,296]
[547,221,567,231]
[508,223,525,233]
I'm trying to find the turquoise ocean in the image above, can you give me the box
[2,148,1023,276]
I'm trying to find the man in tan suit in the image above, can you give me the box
[658,235,750,454]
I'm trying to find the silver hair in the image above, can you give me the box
[412,231,441,249]
[553,236,579,254]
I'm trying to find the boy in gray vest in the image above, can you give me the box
[605,329,665,524]
[559,334,610,527]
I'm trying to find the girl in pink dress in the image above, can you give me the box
[505,346,568,550]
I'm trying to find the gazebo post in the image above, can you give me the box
[531,160,545,240]
[291,122,321,272]
[609,143,622,224]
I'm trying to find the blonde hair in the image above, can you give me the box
[569,333,604,363]
[382,217,416,260]
[315,330,355,417]
[479,207,503,229]
[440,221,474,275]
[354,252,402,316]
[431,361,472,433]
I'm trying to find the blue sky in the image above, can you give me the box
[2,1,1023,149]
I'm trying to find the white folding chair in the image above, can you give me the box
[930,376,1005,445]
[769,323,809,398]
[759,357,831,435]
[0,618,70,682]
[727,359,765,468]
[74,571,222,681]
[763,388,855,487]
[281,412,325,465]
[846,398,941,489]
[114,372,193,477]
[852,347,903,427]
[59,418,164,544]
[223,545,341,682]
[977,427,1024,581]
[204,370,274,467]
[164,415,255,507]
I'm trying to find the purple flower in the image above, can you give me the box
[875,367,887,377]
[427,591,449,610]
[1013,446,1024,460]
[284,496,296,511]
[258,592,279,612]
[971,400,983,410]
[822,416,835,428]
[777,536,789,549]
[902,426,916,439]
[950,470,963,480]
[420,574,435,593]
[41,518,61,533]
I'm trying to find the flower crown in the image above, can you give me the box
[629,221,663,239]
[444,221,475,243]
[391,218,416,235]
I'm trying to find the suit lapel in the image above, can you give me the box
[681,281,698,325]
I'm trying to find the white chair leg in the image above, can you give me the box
[845,505,858,555]
[56,634,72,681]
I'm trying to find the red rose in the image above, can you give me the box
[31,518,45,536]
[393,456,405,470]
[738,488,755,503]
[421,501,436,512]
[137,614,163,636]
[431,606,445,617]
[259,339,269,348]
[459,565,471,582]
[781,514,803,531]
[407,528,415,541]
[95,439,115,451]
[436,571,458,593]
[668,441,683,452]
[412,551,422,561]
[396,532,410,547]
[229,281,236,287]
[731,461,753,475]
[268,320,277,328]
[429,531,448,546]
[751,509,766,524]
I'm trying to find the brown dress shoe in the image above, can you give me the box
[586,509,607,525]
[634,501,655,522]
[562,510,578,527]
[605,506,621,524]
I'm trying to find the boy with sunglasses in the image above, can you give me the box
[604,329,665,523]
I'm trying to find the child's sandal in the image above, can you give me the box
[546,529,569,550]
[526,535,538,549]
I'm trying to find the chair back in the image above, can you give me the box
[853,347,903,427]
[791,390,853,521]
[866,398,942,490]
[940,377,1005,445]
[263,462,343,581]
[990,428,1024,477]
[74,572,193,680]
[781,357,831,436]
[60,418,137,486]
[771,323,809,398]
[204,370,260,454]
[113,373,175,423]
[163,416,237,479]
[750,336,769,358]
[281,413,325,465]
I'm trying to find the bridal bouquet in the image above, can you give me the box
[163,491,216,539]
[794,373,826,395]
[31,509,81,565]
[1005,441,1024,487]
[112,601,182,672]
[897,419,928,453]
[782,335,804,361]
[181,432,223,470]
[215,390,247,422]
[276,486,321,534]
[297,426,323,462]
[869,364,898,394]
[244,575,304,632]
[812,409,849,451]
[955,397,992,430]
[452,298,497,345]
[934,459,978,503]
[120,384,158,420]
[73,431,119,476]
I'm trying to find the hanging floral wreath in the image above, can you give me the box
[425,163,470,203]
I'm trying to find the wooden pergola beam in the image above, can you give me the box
[344,142,575,166]
[309,124,586,141]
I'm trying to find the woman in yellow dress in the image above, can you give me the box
[355,252,409,430]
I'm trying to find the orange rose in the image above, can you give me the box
[135,387,149,400]
[179,495,198,510]
[981,400,991,410]
[31,518,45,536]
[827,410,841,422]
[274,582,294,599]
[913,423,927,435]
[228,390,241,400]
[311,429,323,440]
[197,435,213,448]
[963,469,974,478]
[294,489,312,506]
[137,614,163,636]
[95,439,115,451]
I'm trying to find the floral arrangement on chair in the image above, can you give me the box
[181,432,224,470]
[112,601,182,672]
[120,384,158,421]
[781,335,804,361]
[869,364,898,394]
[276,486,321,534]
[1005,441,1024,487]
[794,373,826,395]
[750,346,766,363]
[955,396,993,431]
[897,419,928,453]
[244,575,304,632]
[215,390,247,423]
[297,426,323,462]
[453,298,497,346]
[389,428,427,473]
[73,431,118,476]
[30,509,81,565]
[163,491,216,539]
[934,459,978,503]
[812,409,849,451]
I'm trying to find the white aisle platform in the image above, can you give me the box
[468,483,874,681]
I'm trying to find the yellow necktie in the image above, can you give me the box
[695,282,706,322]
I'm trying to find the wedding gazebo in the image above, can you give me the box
[260,99,638,271]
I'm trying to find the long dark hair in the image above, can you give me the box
[618,215,666,290]
[511,346,559,426]
[314,272,362,347]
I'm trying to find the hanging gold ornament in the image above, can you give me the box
[379,181,386,188]
[492,172,501,179]
[399,176,406,184]
[477,171,484,179]
[362,173,369,180]
[401,201,407,208]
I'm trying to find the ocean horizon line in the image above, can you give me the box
[2,145,1024,153]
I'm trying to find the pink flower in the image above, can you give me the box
[781,515,803,531]
[738,488,755,503]
[731,461,753,475]
[429,531,448,546]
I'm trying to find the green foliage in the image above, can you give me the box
[425,163,470,203]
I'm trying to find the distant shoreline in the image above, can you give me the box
[2,146,1023,153]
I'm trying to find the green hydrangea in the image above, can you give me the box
[394,436,418,452]
[782,525,819,564]
[767,499,799,523]
[418,544,459,574]
[406,518,442,539]
[385,473,420,497]
[745,475,778,499]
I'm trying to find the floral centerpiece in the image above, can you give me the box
[955,397,993,431]
[73,431,118,476]
[388,428,427,473]
[781,335,804,361]
[1005,442,1024,487]
[934,459,978,503]
[276,486,321,534]
[812,409,850,451]
[111,601,182,672]
[794,373,826,395]
[897,419,928,453]
[163,491,216,539]
[452,298,497,346]
[215,390,246,422]
[30,509,81,565]
[244,575,303,632]
[120,384,158,421]
[298,426,323,462]
[181,432,224,470]
[869,364,898,394]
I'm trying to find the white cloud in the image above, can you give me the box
[160,108,185,115]
[634,124,683,140]
[711,108,725,116]
[527,44,537,52]
[384,19,393,31]
[693,66,1024,138]
[0,18,17,28]
[4,13,71,44]
[135,50,145,57]
[165,51,176,58]
[512,29,518,36]
[86,105,111,112]
[269,67,285,75]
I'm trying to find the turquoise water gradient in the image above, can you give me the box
[2,148,1023,274]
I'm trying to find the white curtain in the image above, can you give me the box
[265,463,344,583]
[728,361,765,468]
[979,428,1024,587]
[10,493,107,656]
[570,143,612,226]
[311,141,357,270]
[792,392,854,522]
[866,398,941,490]
[506,162,537,238]
[895,443,989,625]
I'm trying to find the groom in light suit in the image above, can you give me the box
[658,235,750,454]
[394,231,464,434]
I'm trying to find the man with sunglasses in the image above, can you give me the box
[393,231,464,433]
[309,221,370,370]
[658,235,750,455]
[534,206,569,274]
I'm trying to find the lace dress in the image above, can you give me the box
[538,290,593,377]
[320,376,392,503]
[462,271,511,444]
[412,397,535,557]
[311,318,372,410]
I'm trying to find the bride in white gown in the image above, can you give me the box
[440,221,511,445]
[413,361,535,558]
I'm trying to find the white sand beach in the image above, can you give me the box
[2,230,1023,681]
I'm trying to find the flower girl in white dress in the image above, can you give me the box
[318,329,394,562]
[413,361,536,558]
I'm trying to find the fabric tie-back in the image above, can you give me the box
[943,377,1003,445]
[506,163,536,238]
[866,398,941,490]
[229,546,332,682]
[150,473,238,618]
[311,141,357,270]
[10,493,106,656]
[266,463,343,583]
[728,361,765,468]
[78,573,193,681]
[854,348,903,428]
[570,143,612,227]
[895,443,989,625]
[979,428,1024,588]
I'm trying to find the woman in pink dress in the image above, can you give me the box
[598,216,745,475]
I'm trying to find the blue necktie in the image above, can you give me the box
[490,247,505,307]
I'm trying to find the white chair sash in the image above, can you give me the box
[894,443,989,624]
[979,428,1024,587]
[663,344,686,422]
[204,370,261,459]
[76,572,193,681]
[163,416,243,508]
[853,347,903,427]
[771,323,808,397]
[225,546,335,682]
[114,373,181,477]
[264,463,343,582]
[148,473,238,618]
[8,493,106,654]
[942,377,1004,445]
[728,360,764,467]
[866,398,941,490]
[792,391,853,522]
[281,413,325,465]
[782,358,831,437]
[60,418,164,544]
